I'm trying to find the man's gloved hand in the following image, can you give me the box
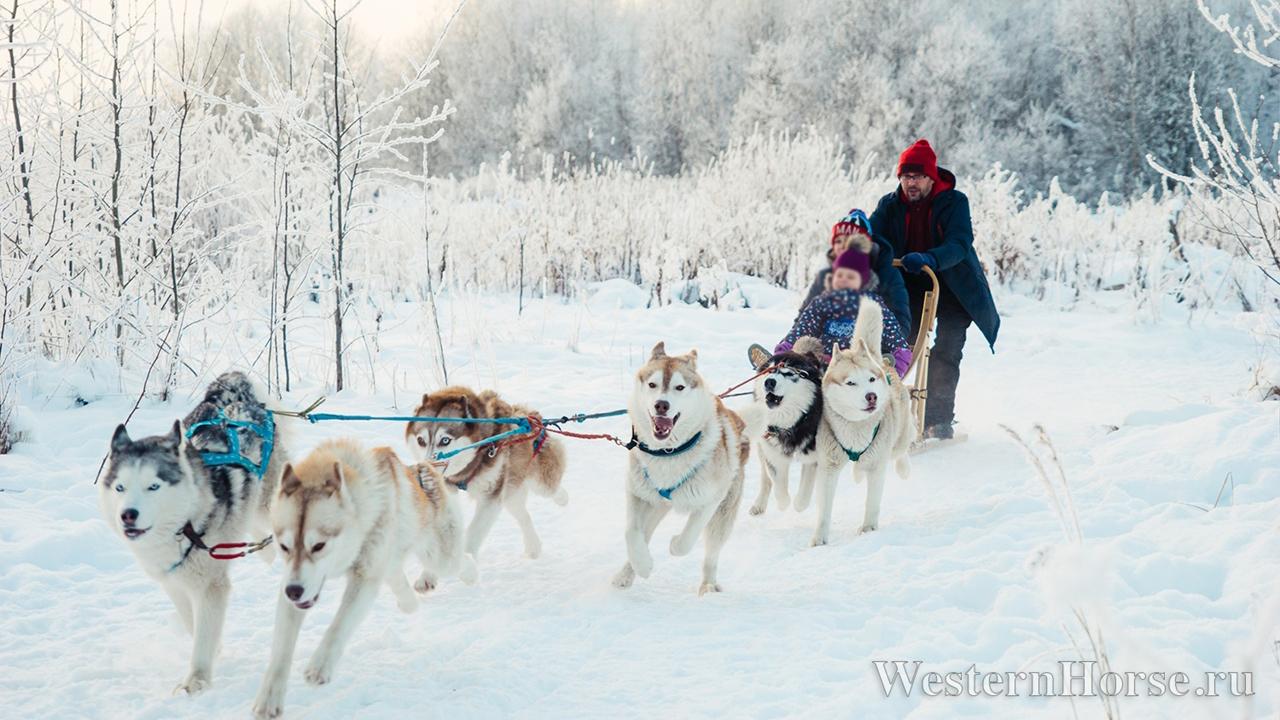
[901,252,937,275]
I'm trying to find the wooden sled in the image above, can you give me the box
[892,260,940,446]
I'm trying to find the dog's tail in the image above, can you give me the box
[852,296,883,356]
[791,335,823,359]
[529,434,569,505]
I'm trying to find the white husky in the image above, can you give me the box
[98,371,286,695]
[612,342,762,595]
[811,297,914,546]
[253,439,473,719]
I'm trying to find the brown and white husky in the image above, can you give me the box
[405,387,568,563]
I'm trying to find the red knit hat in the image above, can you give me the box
[833,248,871,289]
[897,139,939,182]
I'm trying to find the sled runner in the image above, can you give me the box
[894,260,940,445]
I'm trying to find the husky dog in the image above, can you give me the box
[811,297,914,546]
[253,440,472,719]
[612,342,762,595]
[98,371,286,695]
[405,387,567,562]
[749,336,826,516]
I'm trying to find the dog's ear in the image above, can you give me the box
[110,424,131,454]
[325,462,344,495]
[169,420,186,448]
[280,464,302,496]
[419,393,430,408]
[650,341,666,360]
[459,395,471,419]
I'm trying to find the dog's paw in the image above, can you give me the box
[414,573,438,595]
[748,502,765,516]
[793,497,810,512]
[524,537,542,560]
[304,654,336,686]
[859,522,878,535]
[252,683,285,720]
[611,564,635,589]
[697,582,722,596]
[174,671,210,696]
[459,554,479,585]
[552,487,569,507]
[669,534,694,557]
[396,592,419,613]
[629,550,653,578]
[809,533,828,548]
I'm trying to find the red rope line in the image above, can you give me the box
[716,363,773,397]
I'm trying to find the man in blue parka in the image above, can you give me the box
[870,139,999,440]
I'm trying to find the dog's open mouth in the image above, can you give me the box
[294,592,319,610]
[765,392,784,408]
[651,413,680,440]
[123,527,150,540]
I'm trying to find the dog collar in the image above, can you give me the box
[167,521,208,573]
[630,430,703,457]
[839,423,881,462]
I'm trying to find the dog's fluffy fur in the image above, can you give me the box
[99,371,287,695]
[612,342,763,595]
[811,297,914,546]
[405,387,567,562]
[253,440,472,719]
[749,336,825,516]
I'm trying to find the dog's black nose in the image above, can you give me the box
[764,378,776,391]
[285,584,304,601]
[120,508,139,526]
[865,392,878,405]
[654,400,669,416]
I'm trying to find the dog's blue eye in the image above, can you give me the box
[438,437,452,447]
[147,483,161,491]
[114,484,124,493]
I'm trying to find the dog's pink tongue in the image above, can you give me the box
[654,416,674,434]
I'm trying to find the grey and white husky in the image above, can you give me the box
[99,371,286,695]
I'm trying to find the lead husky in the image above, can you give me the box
[749,336,825,516]
[406,387,567,562]
[98,371,286,695]
[253,439,473,719]
[811,297,914,546]
[613,342,762,595]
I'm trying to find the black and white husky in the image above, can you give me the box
[99,371,287,695]
[749,337,826,516]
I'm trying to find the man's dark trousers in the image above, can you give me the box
[906,274,971,429]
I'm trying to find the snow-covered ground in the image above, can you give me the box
[1,284,1277,719]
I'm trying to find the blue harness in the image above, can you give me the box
[184,409,275,479]
[633,431,706,500]
[642,459,709,501]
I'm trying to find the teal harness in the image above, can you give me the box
[839,423,881,462]
[184,409,275,478]
[634,431,706,500]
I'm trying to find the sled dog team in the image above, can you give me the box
[98,298,912,718]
